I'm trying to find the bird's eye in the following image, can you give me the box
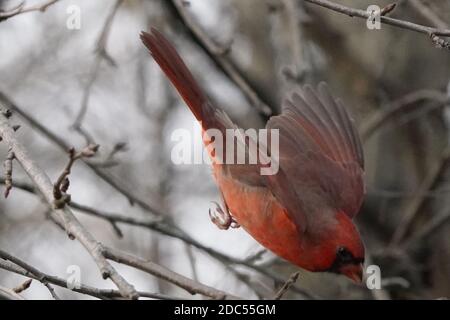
[336,246,353,262]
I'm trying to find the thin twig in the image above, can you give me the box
[390,147,450,245]
[380,3,397,17]
[273,271,300,299]
[94,0,124,67]
[72,0,124,143]
[281,0,306,83]
[361,89,449,141]
[0,0,60,21]
[185,244,199,282]
[0,250,60,299]
[408,0,448,30]
[0,255,180,300]
[52,144,99,208]
[405,208,450,248]
[13,279,33,294]
[3,146,14,198]
[303,0,450,50]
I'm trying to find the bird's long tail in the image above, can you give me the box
[140,28,215,127]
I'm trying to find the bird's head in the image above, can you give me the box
[305,211,365,283]
[325,212,365,283]
[329,246,365,283]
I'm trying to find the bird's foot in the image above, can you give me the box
[209,201,240,230]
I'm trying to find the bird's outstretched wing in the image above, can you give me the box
[216,109,308,233]
[266,83,365,223]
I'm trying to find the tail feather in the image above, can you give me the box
[140,28,214,124]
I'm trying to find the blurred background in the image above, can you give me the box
[0,0,449,299]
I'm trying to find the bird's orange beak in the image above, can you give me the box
[340,263,364,283]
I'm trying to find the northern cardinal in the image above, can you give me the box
[140,28,365,282]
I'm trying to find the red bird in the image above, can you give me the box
[140,28,366,282]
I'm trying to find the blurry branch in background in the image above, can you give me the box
[302,0,450,50]
[280,0,306,83]
[70,201,126,238]
[0,90,316,299]
[0,105,239,300]
[94,0,124,66]
[0,0,61,21]
[165,0,273,117]
[360,89,450,141]
[404,206,450,249]
[72,0,124,144]
[408,0,448,29]
[361,86,450,250]
[390,147,450,245]
[86,142,127,168]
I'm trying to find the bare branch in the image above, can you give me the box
[0,0,61,21]
[273,271,300,299]
[0,105,138,299]
[0,254,181,300]
[380,3,396,17]
[13,279,33,294]
[303,0,450,50]
[0,250,60,299]
[390,147,450,245]
[280,0,306,83]
[405,207,450,248]
[3,146,14,198]
[72,0,124,143]
[94,0,124,66]
[103,247,239,299]
[52,144,99,209]
[360,89,449,141]
[408,0,448,30]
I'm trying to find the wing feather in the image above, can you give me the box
[267,83,365,221]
